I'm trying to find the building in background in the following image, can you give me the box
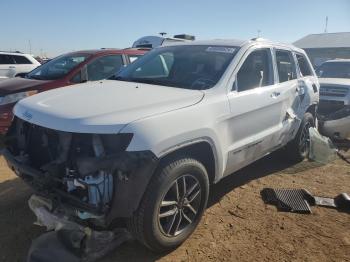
[294,32,350,67]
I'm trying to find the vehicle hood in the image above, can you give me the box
[14,80,204,133]
[318,78,350,87]
[0,77,53,96]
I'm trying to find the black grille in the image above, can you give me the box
[261,188,314,213]
[320,85,349,97]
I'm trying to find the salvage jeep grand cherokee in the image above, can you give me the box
[3,39,319,252]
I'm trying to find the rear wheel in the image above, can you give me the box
[286,112,315,162]
[127,156,209,252]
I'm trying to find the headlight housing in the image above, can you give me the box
[0,90,38,106]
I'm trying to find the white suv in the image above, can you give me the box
[4,38,319,251]
[0,51,41,80]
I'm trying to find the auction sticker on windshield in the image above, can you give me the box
[206,47,236,53]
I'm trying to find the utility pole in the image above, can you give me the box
[257,29,261,38]
[324,16,328,33]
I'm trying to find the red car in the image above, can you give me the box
[0,48,148,134]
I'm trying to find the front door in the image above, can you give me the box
[225,47,284,175]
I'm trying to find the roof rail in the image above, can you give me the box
[250,37,267,41]
[123,47,152,51]
[0,50,23,53]
[100,48,120,50]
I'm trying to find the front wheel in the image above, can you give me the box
[286,112,315,162]
[127,156,209,252]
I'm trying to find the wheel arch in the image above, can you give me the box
[157,139,218,185]
[306,103,318,119]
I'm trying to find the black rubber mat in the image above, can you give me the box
[261,188,314,214]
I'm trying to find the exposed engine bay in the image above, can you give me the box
[4,118,158,228]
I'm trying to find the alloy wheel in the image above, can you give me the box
[158,174,202,237]
[299,121,311,156]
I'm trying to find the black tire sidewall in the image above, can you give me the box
[291,112,315,160]
[143,158,209,251]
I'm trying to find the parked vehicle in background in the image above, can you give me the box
[0,48,148,134]
[316,59,350,139]
[132,34,195,48]
[3,38,318,252]
[0,51,41,80]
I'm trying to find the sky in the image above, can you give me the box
[1,0,350,57]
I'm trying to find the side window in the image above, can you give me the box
[296,53,313,77]
[0,55,6,64]
[87,55,123,81]
[12,55,32,64]
[128,55,141,63]
[236,49,273,92]
[133,52,174,78]
[71,71,82,83]
[0,54,15,64]
[275,50,297,83]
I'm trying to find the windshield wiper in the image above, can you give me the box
[127,78,161,85]
[111,75,128,81]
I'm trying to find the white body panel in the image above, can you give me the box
[14,80,204,133]
[14,39,319,183]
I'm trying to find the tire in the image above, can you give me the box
[127,156,209,252]
[286,112,315,162]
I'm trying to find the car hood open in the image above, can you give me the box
[14,80,204,133]
[0,77,53,96]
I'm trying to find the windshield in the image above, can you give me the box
[114,45,238,90]
[316,62,350,79]
[27,53,90,80]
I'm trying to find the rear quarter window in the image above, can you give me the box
[296,53,313,77]
[12,55,32,64]
[275,50,297,83]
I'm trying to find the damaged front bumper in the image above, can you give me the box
[27,195,132,262]
[4,118,159,228]
[318,105,350,139]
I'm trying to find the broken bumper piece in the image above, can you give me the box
[27,195,132,262]
[319,105,350,139]
[321,115,350,140]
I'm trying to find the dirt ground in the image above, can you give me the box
[0,150,349,262]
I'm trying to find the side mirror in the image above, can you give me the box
[81,65,88,83]
[15,73,27,78]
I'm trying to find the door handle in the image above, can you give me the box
[271,92,280,98]
[8,66,15,69]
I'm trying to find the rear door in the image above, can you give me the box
[270,49,302,146]
[225,47,284,174]
[0,54,16,79]
[12,54,35,75]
